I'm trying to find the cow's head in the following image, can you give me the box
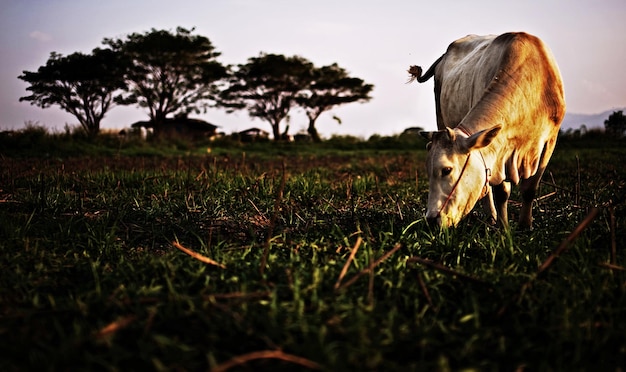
[420,125,501,227]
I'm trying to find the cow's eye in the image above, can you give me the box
[441,167,452,177]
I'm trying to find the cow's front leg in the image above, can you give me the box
[481,187,497,225]
[519,177,538,229]
[493,181,511,229]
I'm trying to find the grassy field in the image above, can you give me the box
[1,133,625,371]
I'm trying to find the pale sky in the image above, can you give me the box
[1,0,625,138]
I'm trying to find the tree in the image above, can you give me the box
[604,110,626,137]
[297,63,373,142]
[104,27,227,135]
[18,48,127,136]
[220,53,314,140]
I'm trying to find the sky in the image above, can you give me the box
[1,0,625,138]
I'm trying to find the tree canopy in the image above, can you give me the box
[104,27,227,135]
[297,63,373,142]
[220,53,314,140]
[220,54,374,141]
[18,48,127,136]
[604,110,626,137]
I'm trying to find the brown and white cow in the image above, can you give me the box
[409,32,565,228]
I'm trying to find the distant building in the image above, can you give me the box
[237,127,270,142]
[131,116,219,139]
[293,133,312,142]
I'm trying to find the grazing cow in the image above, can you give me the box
[408,32,565,228]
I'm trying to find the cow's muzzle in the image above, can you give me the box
[426,214,441,228]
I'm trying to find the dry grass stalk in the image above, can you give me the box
[247,198,268,222]
[536,191,557,202]
[94,315,137,339]
[172,241,226,269]
[598,262,625,271]
[211,350,322,372]
[417,273,433,308]
[540,179,575,198]
[336,243,403,291]
[334,236,362,290]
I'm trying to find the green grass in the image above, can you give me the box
[0,136,625,371]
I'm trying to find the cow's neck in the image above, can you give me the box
[455,123,506,186]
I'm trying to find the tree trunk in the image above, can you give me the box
[307,118,322,143]
[271,123,281,141]
[78,117,99,138]
[86,120,100,138]
[281,124,290,141]
[152,114,168,138]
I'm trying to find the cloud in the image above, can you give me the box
[29,31,52,42]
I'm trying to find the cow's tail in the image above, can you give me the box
[407,55,444,83]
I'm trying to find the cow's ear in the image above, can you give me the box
[464,125,501,150]
[420,131,434,141]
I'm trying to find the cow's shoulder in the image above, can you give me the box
[491,32,542,48]
[490,32,555,70]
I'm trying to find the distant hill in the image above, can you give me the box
[561,108,626,131]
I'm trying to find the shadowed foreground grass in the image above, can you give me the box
[0,144,625,371]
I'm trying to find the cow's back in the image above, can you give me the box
[433,32,564,134]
